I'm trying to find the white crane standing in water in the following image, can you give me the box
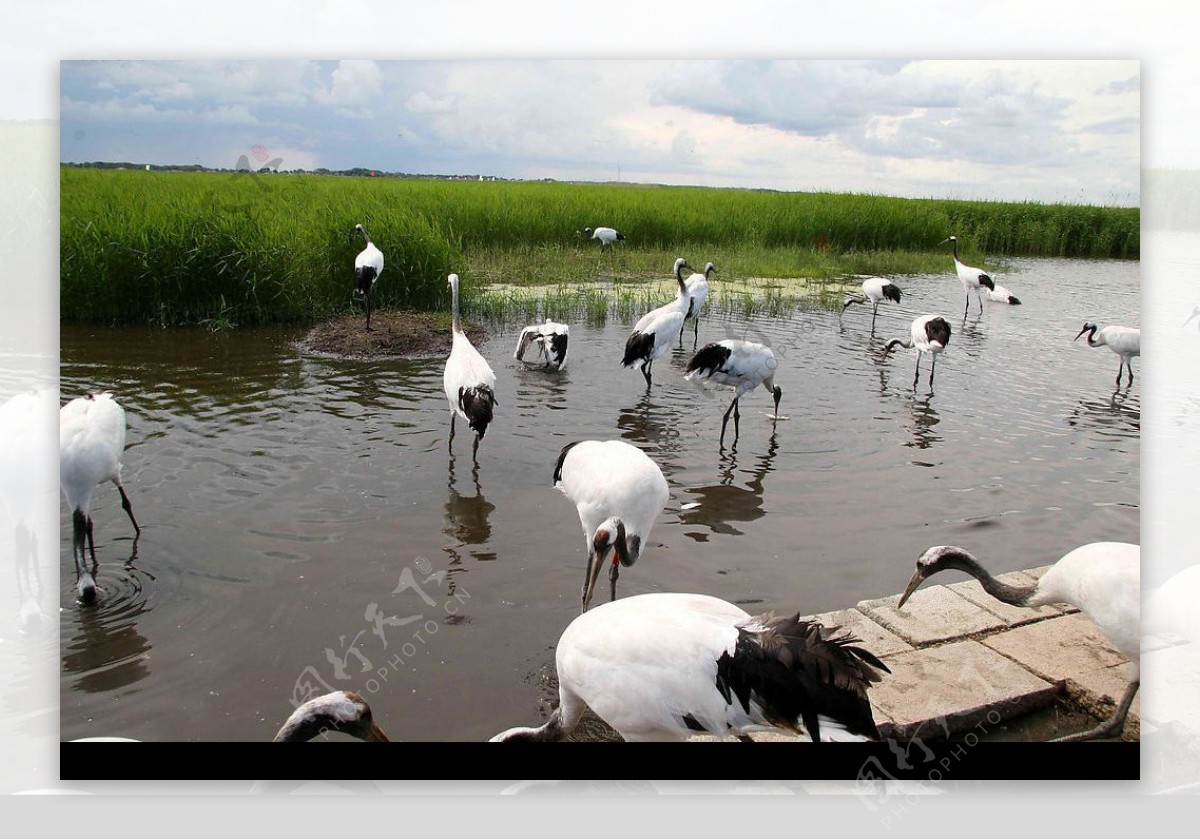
[353,223,384,331]
[685,339,783,446]
[940,236,995,317]
[60,391,141,603]
[841,276,902,330]
[622,257,692,388]
[443,273,497,462]
[1074,322,1140,386]
[490,592,890,742]
[883,314,952,390]
[553,440,670,612]
[681,261,717,348]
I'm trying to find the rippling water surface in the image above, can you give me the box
[59,257,1138,742]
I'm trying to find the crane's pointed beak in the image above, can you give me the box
[581,550,606,613]
[367,722,389,742]
[1073,326,1089,342]
[937,238,951,246]
[897,569,926,610]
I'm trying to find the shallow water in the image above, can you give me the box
[59,257,1139,742]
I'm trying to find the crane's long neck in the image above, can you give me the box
[491,708,567,742]
[943,550,1039,607]
[951,238,959,260]
[675,263,689,300]
[451,278,462,335]
[1086,326,1103,347]
[360,227,373,246]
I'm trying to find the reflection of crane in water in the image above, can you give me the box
[443,455,496,572]
[616,391,686,473]
[680,434,778,538]
[61,560,153,694]
[904,396,942,451]
[1066,389,1140,437]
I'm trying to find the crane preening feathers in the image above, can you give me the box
[514,320,569,370]
[353,224,384,331]
[490,592,890,742]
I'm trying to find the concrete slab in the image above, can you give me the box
[869,640,1058,739]
[948,572,1064,626]
[858,585,1007,646]
[1064,664,1140,741]
[982,613,1128,682]
[805,608,913,658]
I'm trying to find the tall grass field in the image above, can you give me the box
[61,167,1140,327]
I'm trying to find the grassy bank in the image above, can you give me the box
[61,167,1140,327]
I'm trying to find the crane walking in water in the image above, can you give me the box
[685,340,782,446]
[443,273,497,462]
[622,257,692,388]
[841,276,902,331]
[940,236,995,317]
[883,314,952,390]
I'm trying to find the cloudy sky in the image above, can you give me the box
[61,59,1139,205]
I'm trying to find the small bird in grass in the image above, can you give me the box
[443,273,497,462]
[60,391,141,603]
[554,440,670,612]
[1074,322,1140,387]
[939,236,995,317]
[622,257,692,388]
[680,261,717,348]
[490,592,890,742]
[987,284,1022,305]
[514,319,569,370]
[883,314,952,390]
[273,690,389,742]
[583,226,625,247]
[353,223,384,331]
[899,543,1139,742]
[841,276,902,330]
[685,339,782,446]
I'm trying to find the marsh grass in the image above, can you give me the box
[61,168,1139,327]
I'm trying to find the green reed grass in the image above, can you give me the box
[61,168,1139,327]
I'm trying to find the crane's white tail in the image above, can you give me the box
[715,613,890,741]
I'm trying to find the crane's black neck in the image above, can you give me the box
[451,279,462,334]
[937,549,1039,606]
[359,227,373,246]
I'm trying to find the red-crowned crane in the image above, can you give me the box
[940,236,995,317]
[59,391,141,603]
[553,440,669,612]
[353,223,384,331]
[842,276,902,330]
[987,284,1022,305]
[1074,322,1140,386]
[514,319,569,370]
[622,257,692,388]
[490,592,890,742]
[685,339,782,446]
[883,314,952,390]
[443,273,497,462]
[680,261,717,348]
[899,542,1139,742]
[583,226,625,247]
[273,690,390,742]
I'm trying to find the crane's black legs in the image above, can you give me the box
[641,361,653,389]
[930,355,938,387]
[964,295,970,318]
[449,413,456,450]
[1118,359,1134,387]
[693,316,700,349]
[365,290,373,332]
[1052,680,1140,742]
[472,433,481,463]
[913,354,922,390]
[871,305,879,331]
[117,484,140,535]
[720,397,741,445]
